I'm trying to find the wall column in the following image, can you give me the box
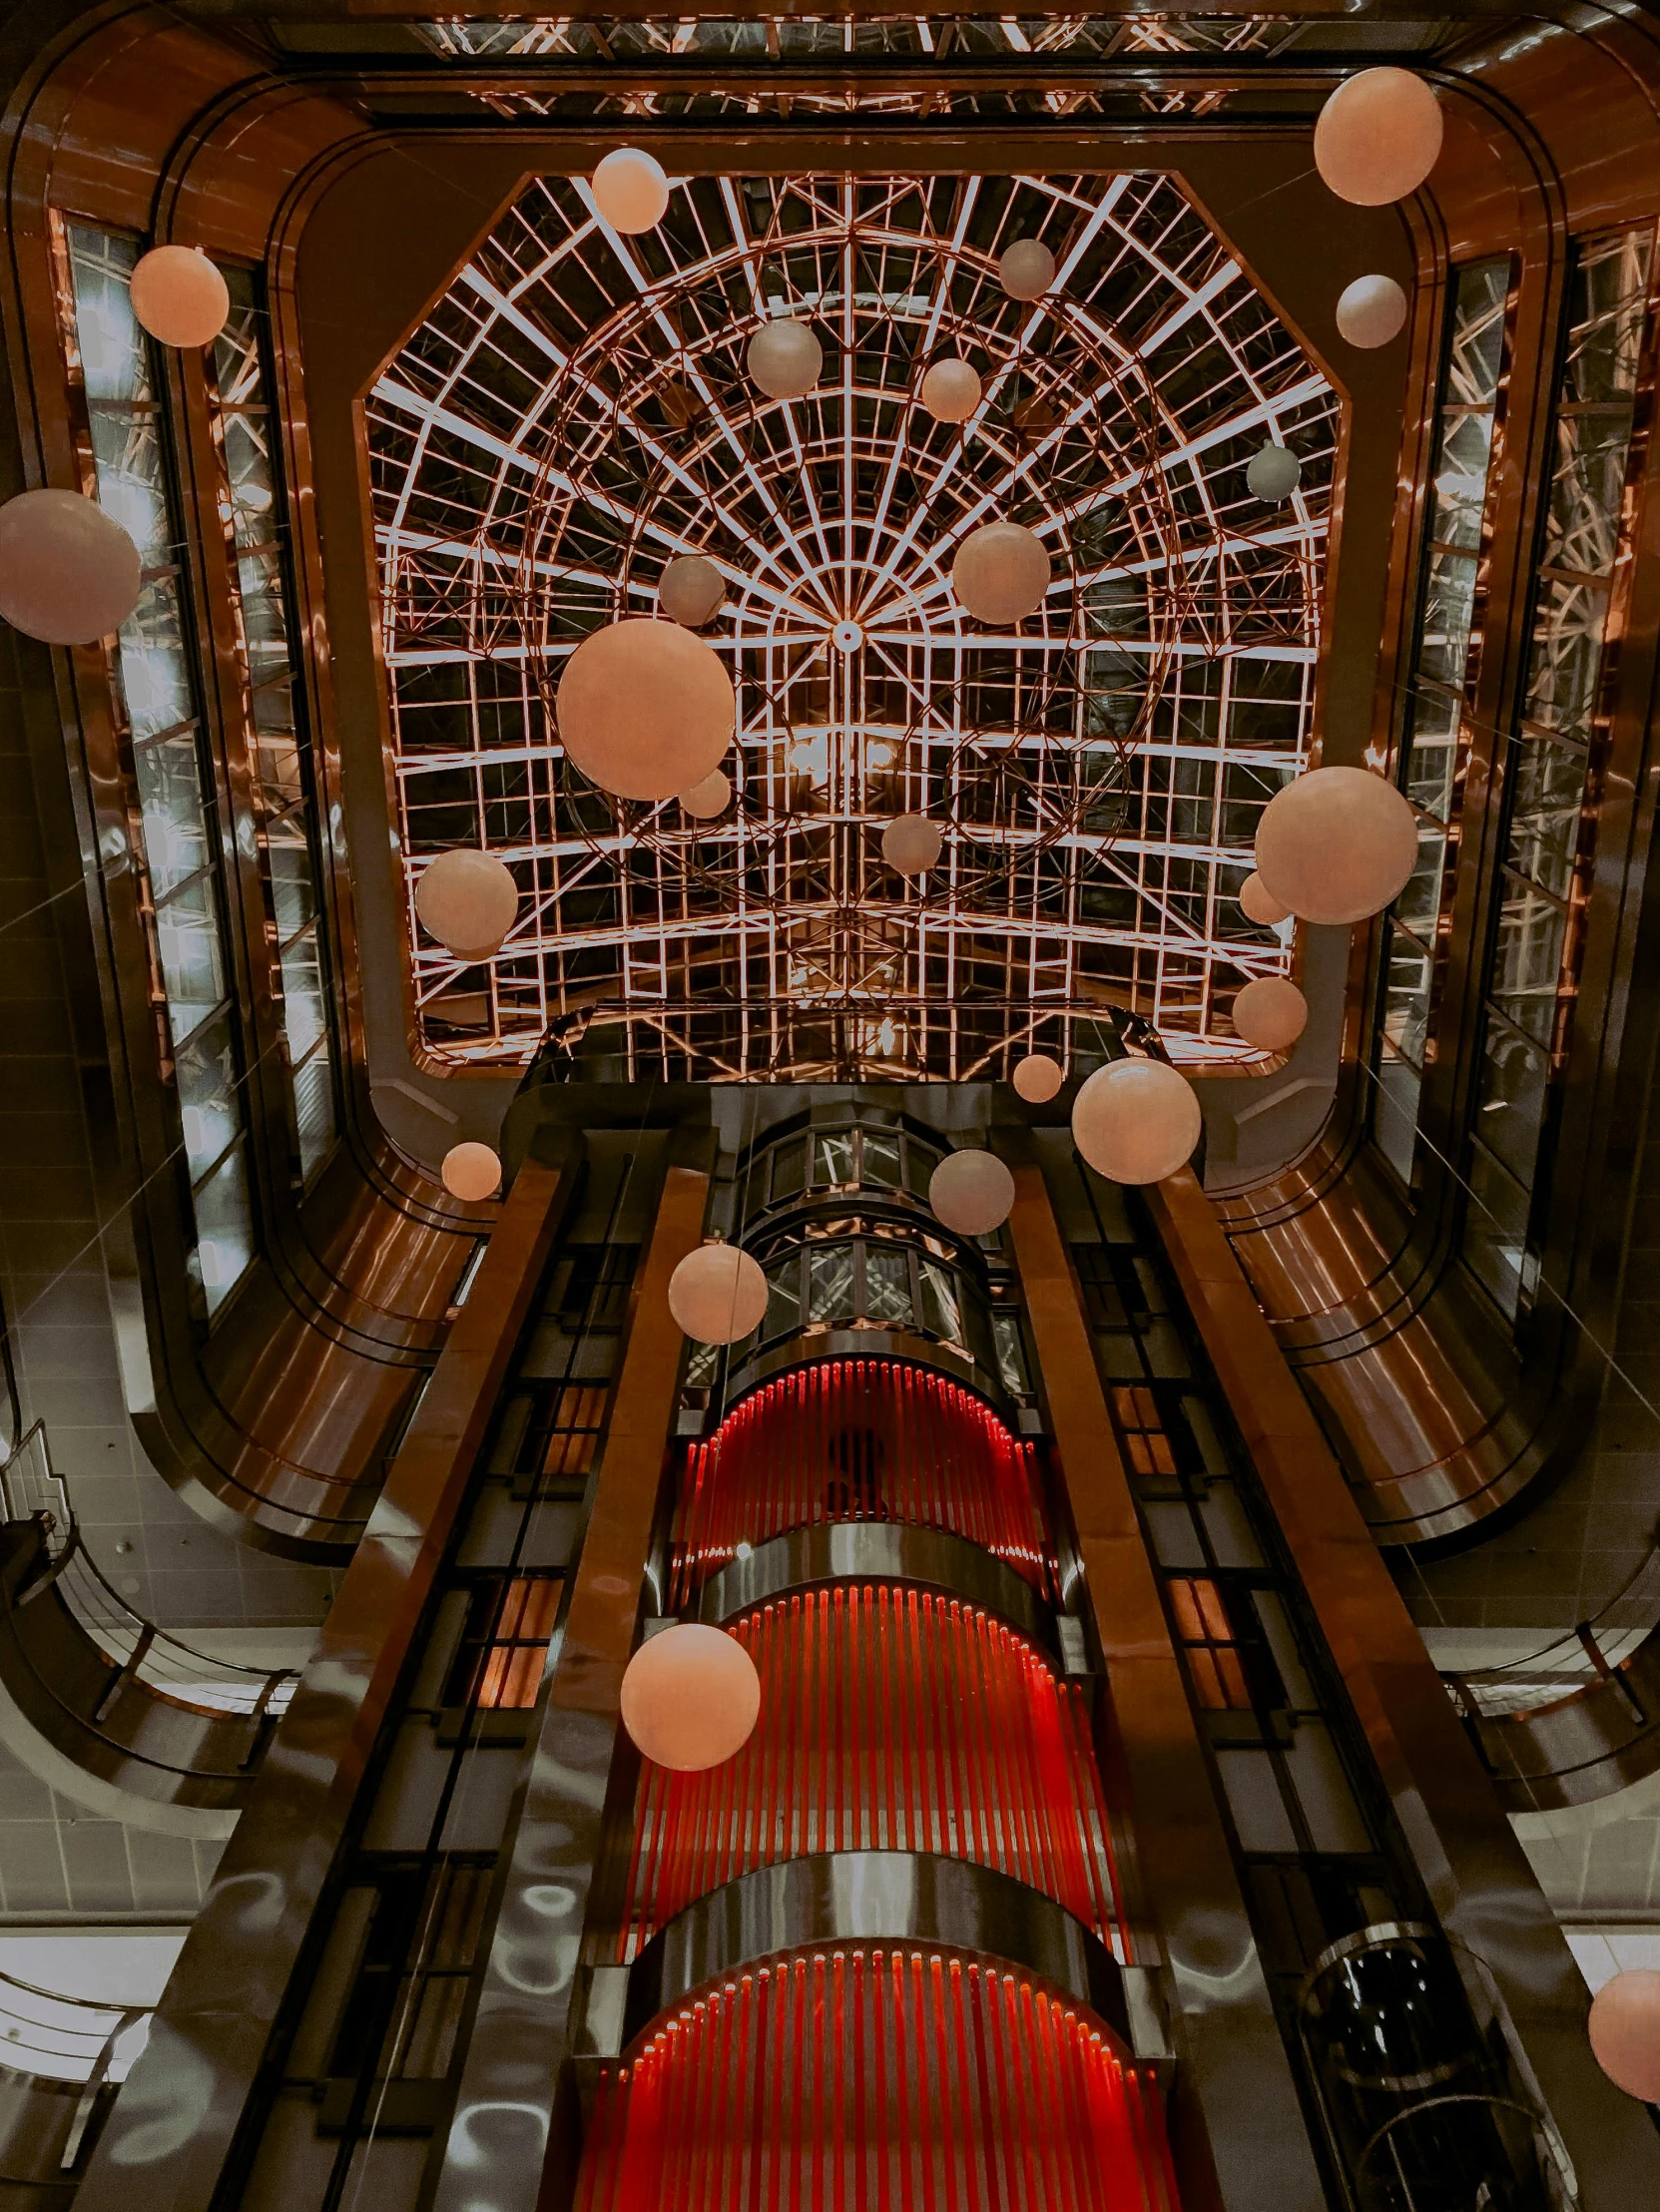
[1005,1147,1327,2212]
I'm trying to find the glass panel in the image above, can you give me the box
[807,1242,855,1323]
[1463,1142,1534,1318]
[1487,875,1566,1045]
[191,1142,254,1320]
[863,1246,912,1327]
[1381,921,1432,1070]
[269,818,316,939]
[176,1009,240,1182]
[1473,1018,1548,1189]
[291,1045,335,1180]
[1522,573,1611,744]
[768,1137,806,1207]
[1403,685,1460,824]
[1506,733,1586,899]
[816,1131,855,1188]
[1416,546,1477,691]
[992,1310,1029,1394]
[859,1127,901,1190]
[763,1257,801,1340]
[278,924,327,1061]
[156,876,227,1045]
[918,1259,964,1348]
[903,1139,940,1199]
[133,728,211,896]
[1374,1041,1420,1184]
[1393,824,1446,936]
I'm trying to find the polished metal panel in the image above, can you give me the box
[695,1520,1058,1657]
[624,1852,1128,2049]
[431,1128,715,2212]
[1150,1164,1660,2205]
[1004,1137,1327,2212]
[72,1147,578,2212]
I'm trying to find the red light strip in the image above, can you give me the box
[575,1948,1180,2212]
[620,1588,1128,1959]
[671,1360,1051,1605]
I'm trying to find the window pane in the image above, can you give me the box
[918,1260,963,1348]
[1373,1041,1420,1183]
[176,1009,240,1182]
[1416,546,1477,690]
[1507,733,1586,899]
[1403,685,1460,823]
[807,1242,855,1324]
[859,1128,901,1190]
[291,1045,336,1178]
[279,924,327,1060]
[764,1257,801,1340]
[1393,824,1446,936]
[192,1142,254,1316]
[1381,920,1432,1069]
[1463,1143,1533,1318]
[133,728,211,897]
[156,876,227,1043]
[1473,1019,1548,1189]
[768,1137,806,1207]
[1487,876,1565,1044]
[863,1246,911,1327]
[816,1131,854,1188]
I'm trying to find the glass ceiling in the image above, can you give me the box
[368,168,1335,1081]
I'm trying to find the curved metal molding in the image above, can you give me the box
[695,1520,1058,1658]
[727,1326,1004,1411]
[1455,1629,1660,1812]
[625,1851,1128,2050]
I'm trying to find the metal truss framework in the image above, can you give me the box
[369,168,1336,1080]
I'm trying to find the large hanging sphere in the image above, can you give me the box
[1255,766,1418,926]
[592,147,670,234]
[1013,1052,1064,1104]
[130,246,230,348]
[659,554,726,628]
[1248,442,1302,502]
[1072,1059,1203,1187]
[1314,69,1443,207]
[882,814,942,875]
[1240,871,1292,926]
[668,1239,769,1345]
[441,1142,501,1201]
[620,1622,761,1772]
[929,1149,1015,1237]
[951,521,1051,625]
[1232,977,1310,1052]
[0,489,143,646]
[748,318,824,400]
[998,239,1057,301]
[557,617,734,803]
[1589,1969,1660,2102]
[920,356,981,424]
[414,847,519,959]
[680,767,731,820]
[1337,275,1408,349]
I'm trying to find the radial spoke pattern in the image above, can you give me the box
[369,169,1335,1078]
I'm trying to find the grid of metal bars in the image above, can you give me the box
[370,168,1334,1079]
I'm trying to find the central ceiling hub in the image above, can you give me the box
[831,620,864,654]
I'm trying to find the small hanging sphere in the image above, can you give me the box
[920,356,981,424]
[1240,871,1293,926]
[1255,766,1418,926]
[414,847,519,959]
[130,247,231,348]
[951,520,1051,626]
[1337,275,1408,349]
[659,554,726,628]
[668,1239,769,1345]
[592,147,670,234]
[1232,977,1310,1052]
[620,1622,762,1772]
[929,1149,1015,1238]
[557,617,734,803]
[998,239,1057,301]
[1314,68,1443,207]
[1013,1052,1064,1104]
[1589,1969,1660,2103]
[0,489,143,646]
[882,814,942,875]
[1248,442,1302,502]
[747,318,824,400]
[441,1142,501,1202]
[1073,1059,1203,1187]
[680,768,731,820]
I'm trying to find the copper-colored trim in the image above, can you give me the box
[1148,1164,1660,2200]
[1003,1142,1320,2212]
[73,1142,578,2212]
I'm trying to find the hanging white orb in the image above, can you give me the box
[591,147,670,234]
[920,356,981,424]
[680,767,731,820]
[130,247,230,348]
[929,1149,1015,1237]
[668,1239,769,1345]
[414,847,519,959]
[659,554,726,628]
[1232,977,1310,1052]
[1314,69,1443,207]
[747,318,824,400]
[951,521,1051,625]
[1248,442,1301,502]
[1255,766,1418,926]
[557,617,734,803]
[998,239,1057,301]
[441,1142,501,1201]
[1072,1059,1203,1186]
[621,1622,761,1772]
[1589,1969,1660,2103]
[0,489,143,646]
[1336,275,1408,349]
[1239,871,1292,926]
[1013,1053,1064,1104]
[882,814,942,875]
